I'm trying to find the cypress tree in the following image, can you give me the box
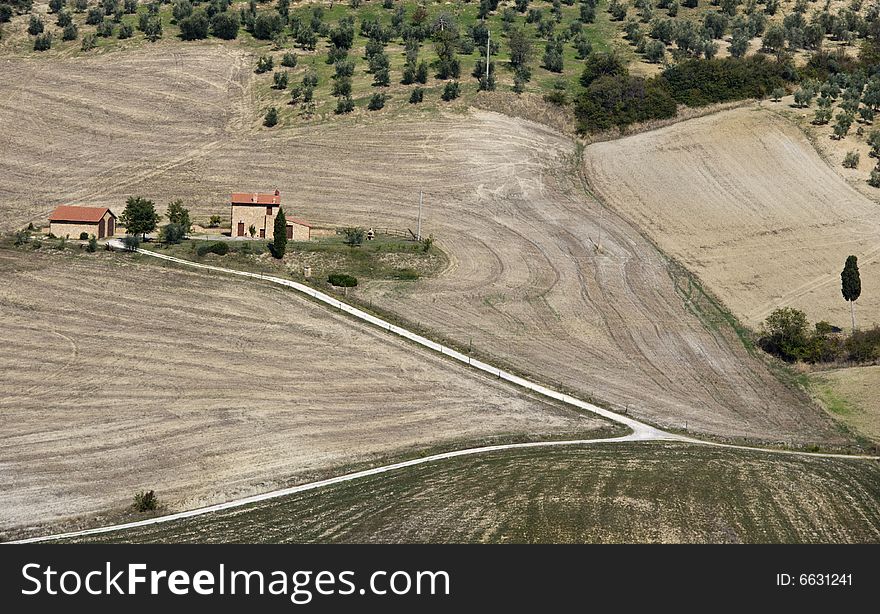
[841,255,862,331]
[273,206,287,258]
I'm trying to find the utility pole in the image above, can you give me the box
[417,191,423,241]
[485,30,490,84]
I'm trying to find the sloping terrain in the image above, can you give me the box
[0,249,604,539]
[584,104,880,329]
[0,48,844,444]
[59,443,880,544]
[812,365,880,445]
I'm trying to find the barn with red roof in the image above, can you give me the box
[48,205,116,240]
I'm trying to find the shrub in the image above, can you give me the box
[575,73,677,133]
[208,215,222,227]
[758,307,810,362]
[281,52,297,68]
[253,12,283,40]
[133,490,159,512]
[335,96,354,114]
[409,87,424,103]
[661,55,790,107]
[367,92,386,110]
[179,9,210,40]
[33,32,52,51]
[87,235,98,252]
[255,54,274,73]
[118,22,132,39]
[211,12,239,40]
[122,235,141,251]
[441,81,460,101]
[393,267,419,280]
[263,107,278,127]
[273,71,289,90]
[81,33,96,51]
[86,6,103,25]
[79,232,89,240]
[328,273,358,287]
[340,226,365,246]
[159,223,187,244]
[28,14,43,35]
[196,241,229,257]
[843,150,860,168]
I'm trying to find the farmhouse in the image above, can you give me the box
[48,205,116,239]
[230,190,311,241]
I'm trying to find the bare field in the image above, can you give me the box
[62,443,880,544]
[584,104,880,330]
[812,365,880,445]
[0,47,846,445]
[0,249,606,539]
[0,43,253,233]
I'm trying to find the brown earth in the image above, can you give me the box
[0,47,846,446]
[584,104,880,330]
[0,248,606,538]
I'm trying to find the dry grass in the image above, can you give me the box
[584,104,880,330]
[0,46,846,446]
[812,365,880,445]
[0,247,608,539]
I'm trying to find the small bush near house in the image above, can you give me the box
[196,241,229,257]
[122,235,141,251]
[133,490,159,512]
[328,273,358,287]
[79,232,89,240]
[87,235,98,252]
[208,215,222,227]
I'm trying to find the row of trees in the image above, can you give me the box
[118,196,191,244]
[758,256,869,364]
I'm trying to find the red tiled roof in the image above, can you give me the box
[288,217,312,228]
[231,191,281,205]
[48,205,115,223]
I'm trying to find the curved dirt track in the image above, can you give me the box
[0,250,607,538]
[584,104,880,328]
[7,247,876,544]
[0,48,845,444]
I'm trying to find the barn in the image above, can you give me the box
[48,205,117,240]
[230,190,311,241]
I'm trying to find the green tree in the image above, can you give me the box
[507,27,532,70]
[272,207,287,258]
[263,107,278,127]
[120,196,160,239]
[759,307,810,362]
[841,255,862,331]
[166,199,191,233]
[211,12,239,40]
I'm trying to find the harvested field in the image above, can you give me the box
[812,365,880,445]
[60,443,880,544]
[0,48,845,444]
[0,44,253,233]
[583,104,880,330]
[0,248,607,539]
